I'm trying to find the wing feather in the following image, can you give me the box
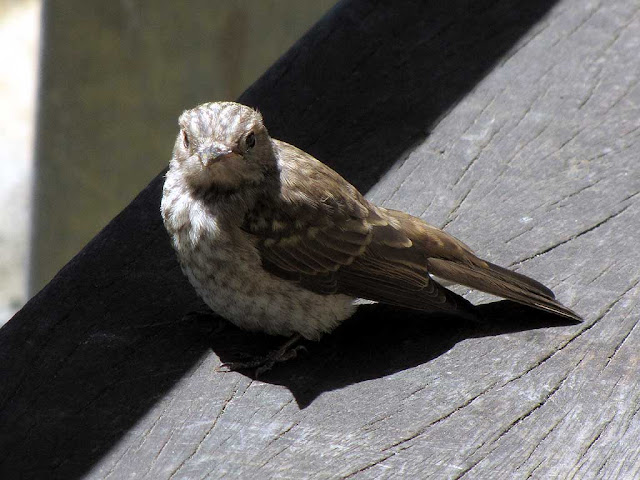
[242,139,580,321]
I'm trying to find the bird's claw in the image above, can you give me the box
[216,338,306,377]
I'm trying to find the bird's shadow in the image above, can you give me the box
[196,301,579,408]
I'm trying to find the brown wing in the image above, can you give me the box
[244,139,581,321]
[366,209,581,321]
[242,140,476,315]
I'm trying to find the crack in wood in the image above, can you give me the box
[270,397,294,419]
[342,451,396,479]
[412,90,499,221]
[587,263,615,286]
[553,125,584,154]
[602,78,639,117]
[457,90,500,144]
[509,203,632,267]
[130,399,178,479]
[514,412,569,473]
[452,153,481,190]
[258,445,289,471]
[499,323,590,392]
[384,157,425,207]
[402,383,430,402]
[442,188,473,229]
[578,6,640,113]
[167,382,242,479]
[622,121,640,138]
[511,122,551,163]
[361,412,394,433]
[507,177,606,244]
[598,400,640,479]
[602,279,640,369]
[379,380,501,454]
[476,77,559,203]
[620,190,640,204]
[104,394,179,478]
[586,140,637,162]
[557,1,602,46]
[569,416,615,477]
[505,223,536,244]
[525,459,545,479]
[137,356,220,476]
[530,121,589,167]
[451,113,501,189]
[263,419,300,453]
[606,315,639,372]
[578,66,604,111]
[452,353,587,479]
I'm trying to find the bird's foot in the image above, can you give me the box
[217,334,305,377]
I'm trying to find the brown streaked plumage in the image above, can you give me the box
[161,102,580,370]
[244,140,578,320]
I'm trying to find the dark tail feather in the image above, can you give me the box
[339,265,480,321]
[428,258,582,322]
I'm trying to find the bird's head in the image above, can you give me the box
[171,102,275,191]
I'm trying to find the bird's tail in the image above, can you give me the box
[427,257,582,321]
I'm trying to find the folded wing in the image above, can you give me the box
[243,140,581,321]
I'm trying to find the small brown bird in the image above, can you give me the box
[161,101,580,371]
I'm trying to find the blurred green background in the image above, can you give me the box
[0,0,338,326]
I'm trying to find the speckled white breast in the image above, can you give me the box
[162,185,356,340]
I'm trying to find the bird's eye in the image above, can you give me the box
[245,131,256,149]
[182,130,190,149]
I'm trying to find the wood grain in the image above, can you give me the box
[2,0,639,478]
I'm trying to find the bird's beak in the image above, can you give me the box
[201,143,239,167]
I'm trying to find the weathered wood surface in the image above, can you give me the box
[2,0,640,478]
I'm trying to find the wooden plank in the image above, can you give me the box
[2,0,639,478]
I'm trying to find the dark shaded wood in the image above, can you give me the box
[2,0,640,478]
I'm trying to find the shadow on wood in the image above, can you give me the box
[208,301,579,408]
[240,0,562,193]
[0,0,565,478]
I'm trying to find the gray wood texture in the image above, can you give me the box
[2,0,639,478]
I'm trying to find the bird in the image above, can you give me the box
[161,101,581,373]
